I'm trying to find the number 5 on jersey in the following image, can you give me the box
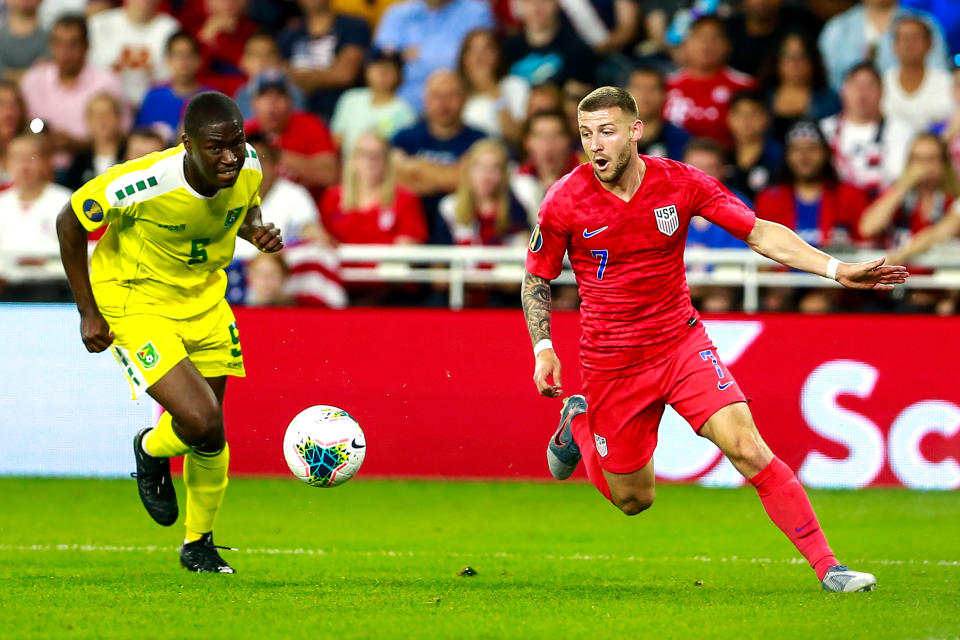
[591,249,609,280]
[188,238,210,265]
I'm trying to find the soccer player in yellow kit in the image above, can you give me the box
[56,92,283,573]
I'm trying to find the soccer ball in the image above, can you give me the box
[283,405,366,487]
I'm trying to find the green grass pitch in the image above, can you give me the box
[1,477,958,639]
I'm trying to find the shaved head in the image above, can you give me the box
[182,91,243,138]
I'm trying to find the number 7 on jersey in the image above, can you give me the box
[590,249,609,280]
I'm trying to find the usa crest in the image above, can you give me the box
[654,204,679,236]
[594,433,608,458]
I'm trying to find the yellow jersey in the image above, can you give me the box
[71,143,262,319]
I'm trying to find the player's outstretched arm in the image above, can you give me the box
[238,205,284,253]
[745,218,909,290]
[55,203,114,353]
[522,270,562,398]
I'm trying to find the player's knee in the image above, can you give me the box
[614,489,655,516]
[724,430,769,470]
[174,405,224,449]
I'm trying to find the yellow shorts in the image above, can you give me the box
[106,299,246,399]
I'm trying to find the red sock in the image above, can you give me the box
[570,412,612,502]
[749,457,837,580]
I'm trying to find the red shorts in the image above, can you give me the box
[579,324,747,474]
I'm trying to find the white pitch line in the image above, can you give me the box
[0,544,958,567]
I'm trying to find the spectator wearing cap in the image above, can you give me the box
[245,71,339,189]
[818,0,948,92]
[755,120,870,250]
[663,16,755,148]
[87,0,181,105]
[330,48,417,160]
[882,15,955,134]
[819,62,913,195]
[373,0,493,113]
[280,0,371,122]
[391,69,485,243]
[20,15,125,160]
[628,66,689,160]
[725,90,784,201]
[233,33,307,120]
[0,0,49,83]
[135,31,212,141]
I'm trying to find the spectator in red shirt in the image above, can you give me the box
[320,130,427,245]
[245,71,339,189]
[859,132,960,250]
[439,138,529,246]
[663,15,755,147]
[186,0,257,96]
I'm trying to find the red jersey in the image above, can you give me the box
[320,185,428,244]
[663,68,755,147]
[245,111,336,157]
[525,156,756,373]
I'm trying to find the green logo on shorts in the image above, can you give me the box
[136,342,160,369]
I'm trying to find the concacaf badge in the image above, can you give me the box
[529,224,543,253]
[82,199,104,223]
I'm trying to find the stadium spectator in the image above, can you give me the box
[458,29,527,142]
[391,69,485,243]
[818,0,948,91]
[244,253,293,306]
[859,132,959,249]
[330,49,416,160]
[332,0,399,27]
[887,188,960,268]
[192,0,257,97]
[724,0,821,77]
[20,14,125,159]
[882,16,955,134]
[758,32,841,143]
[373,0,493,113]
[280,0,371,121]
[0,135,72,268]
[819,62,912,194]
[234,134,327,262]
[0,80,29,185]
[511,109,578,224]
[135,31,210,142]
[502,0,595,96]
[233,34,307,120]
[37,0,94,31]
[938,66,960,177]
[524,82,564,120]
[628,66,689,161]
[725,90,784,201]
[902,0,960,53]
[123,127,166,160]
[0,0,48,82]
[439,138,529,246]
[682,137,747,313]
[663,16,755,148]
[87,0,181,105]
[755,120,870,250]
[62,92,128,190]
[245,71,339,189]
[321,130,428,245]
[556,0,639,59]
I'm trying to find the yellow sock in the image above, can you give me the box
[143,412,191,458]
[183,443,230,542]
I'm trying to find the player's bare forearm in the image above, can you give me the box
[522,271,553,346]
[239,205,284,253]
[55,203,97,314]
[746,218,909,290]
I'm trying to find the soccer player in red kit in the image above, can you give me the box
[521,87,909,592]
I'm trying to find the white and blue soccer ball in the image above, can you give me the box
[283,405,366,487]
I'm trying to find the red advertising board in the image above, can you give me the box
[223,309,960,489]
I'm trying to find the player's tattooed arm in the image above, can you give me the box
[521,271,552,345]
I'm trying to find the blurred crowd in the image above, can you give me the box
[0,0,959,312]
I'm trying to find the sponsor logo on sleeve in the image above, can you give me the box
[529,224,543,252]
[82,199,104,222]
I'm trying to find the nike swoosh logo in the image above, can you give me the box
[795,518,815,533]
[583,226,608,238]
[718,381,734,390]
[351,437,365,449]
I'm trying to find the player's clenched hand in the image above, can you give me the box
[837,257,909,290]
[534,349,563,398]
[79,309,114,353]
[252,223,283,253]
